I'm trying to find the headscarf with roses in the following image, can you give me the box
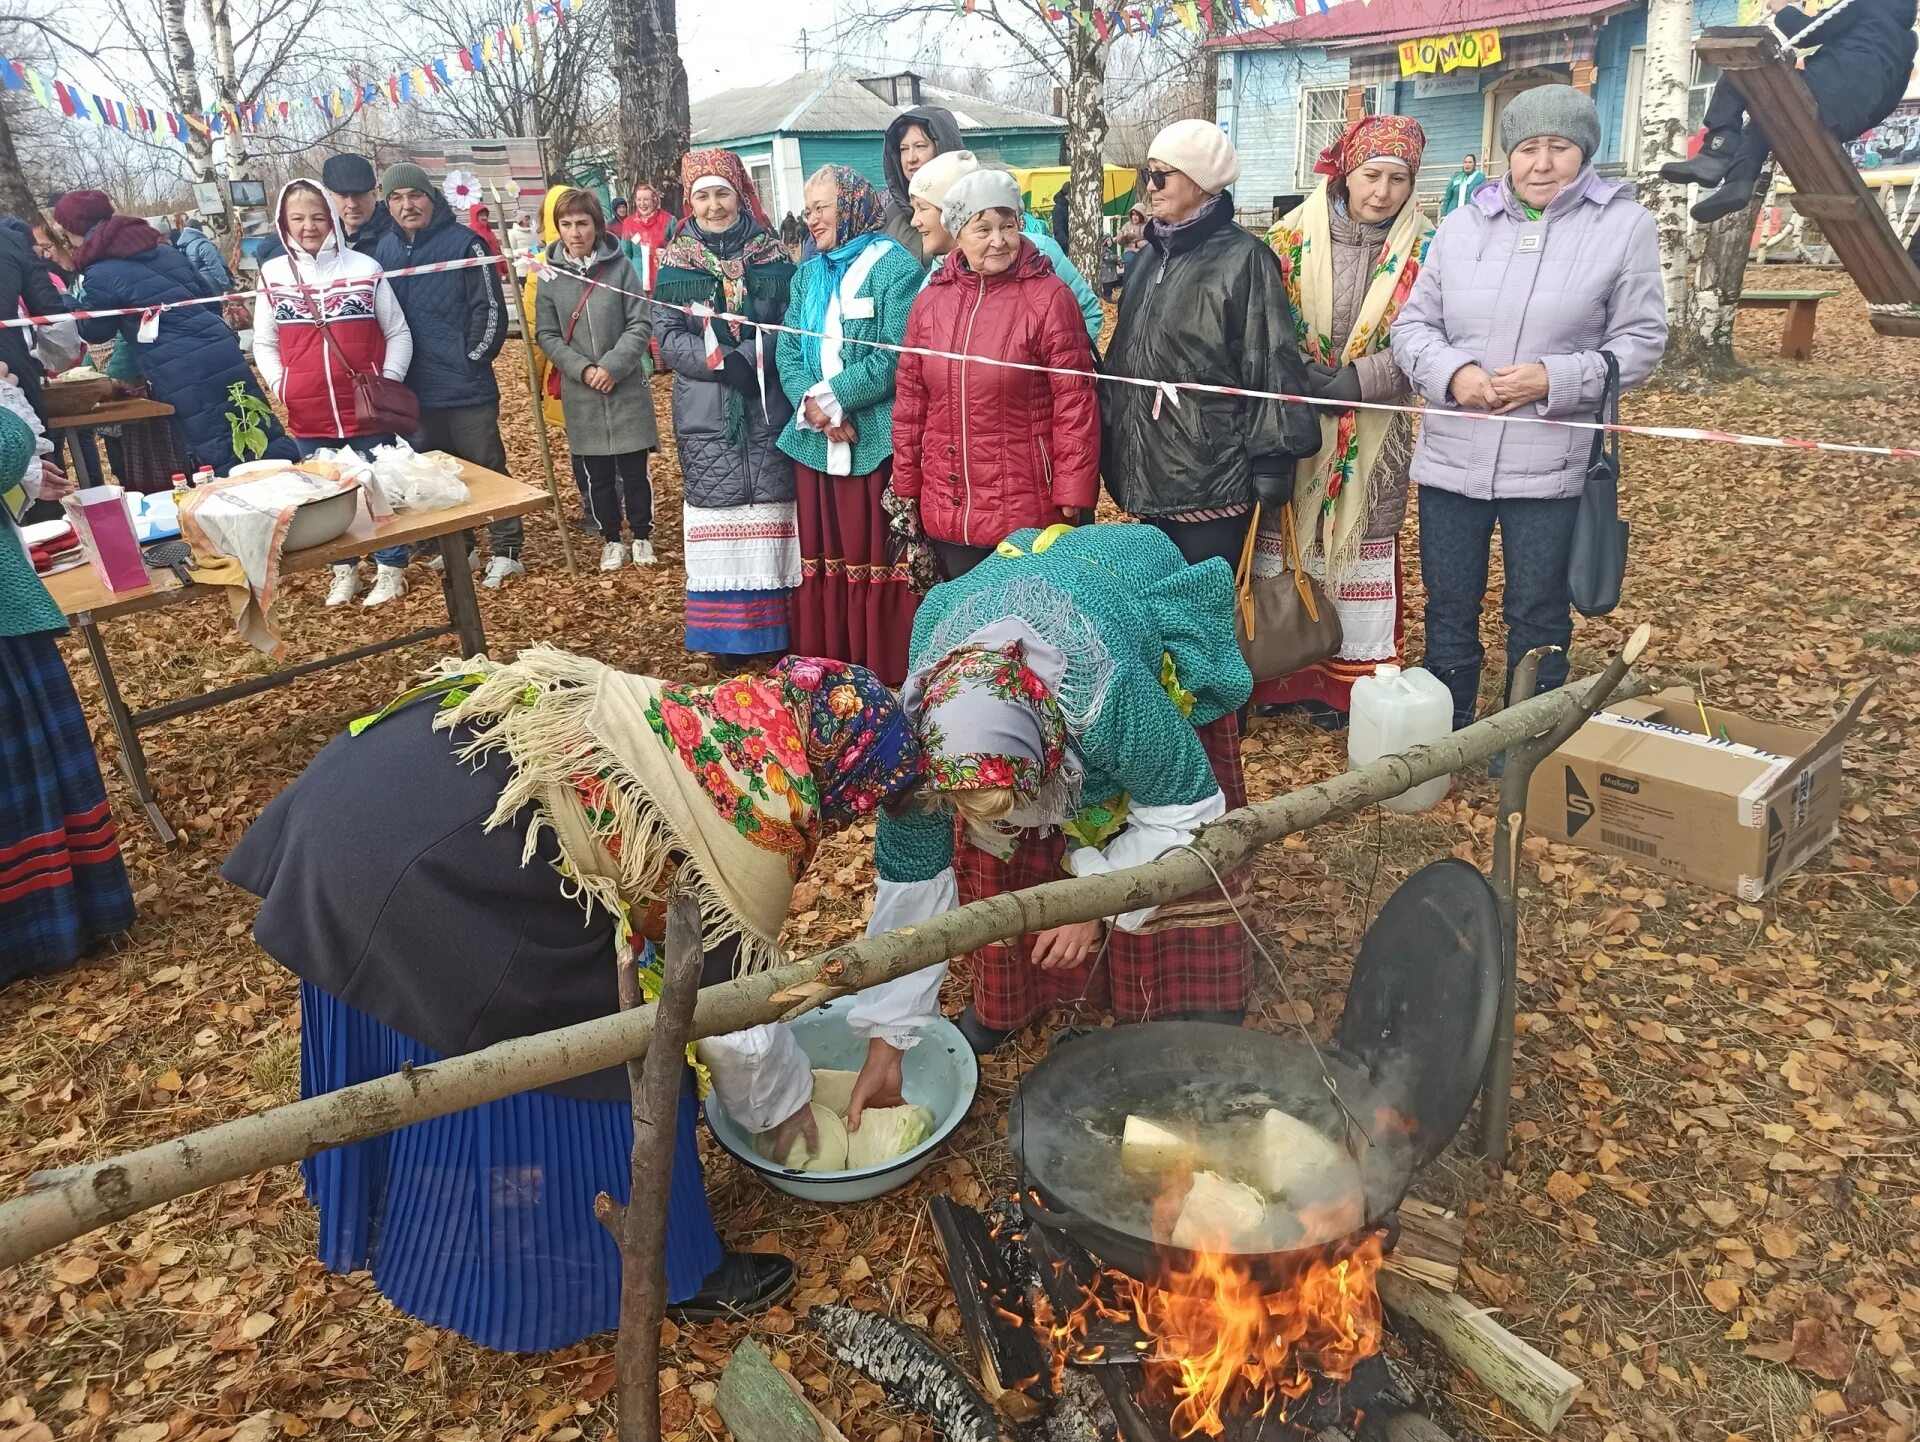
[433,646,917,978]
[904,640,1069,803]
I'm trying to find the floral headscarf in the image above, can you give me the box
[658,147,791,339]
[676,147,771,228]
[1315,114,1427,179]
[905,640,1069,803]
[771,656,923,826]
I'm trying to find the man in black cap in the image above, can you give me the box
[322,153,393,257]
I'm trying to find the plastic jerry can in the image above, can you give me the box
[1348,664,1454,813]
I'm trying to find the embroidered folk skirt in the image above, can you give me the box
[1252,535,1405,713]
[953,715,1253,1032]
[683,500,799,657]
[789,462,914,686]
[298,979,723,1353]
[0,631,135,988]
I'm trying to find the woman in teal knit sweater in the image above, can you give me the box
[823,524,1256,1107]
[776,166,923,686]
[0,372,137,989]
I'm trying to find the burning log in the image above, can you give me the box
[929,1197,1054,1423]
[809,1304,1011,1442]
[1375,1273,1579,1435]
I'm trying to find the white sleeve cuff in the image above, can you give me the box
[1064,791,1226,931]
[800,380,845,428]
[695,1023,813,1134]
[867,870,959,935]
[845,869,960,1047]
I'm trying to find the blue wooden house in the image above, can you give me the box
[690,70,1065,224]
[1212,0,1744,217]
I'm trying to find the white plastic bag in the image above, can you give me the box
[367,440,469,513]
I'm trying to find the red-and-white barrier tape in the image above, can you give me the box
[19,246,1920,464]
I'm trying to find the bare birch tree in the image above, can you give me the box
[1636,0,1694,314]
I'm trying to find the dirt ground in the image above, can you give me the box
[1,267,1915,1442]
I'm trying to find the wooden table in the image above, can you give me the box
[1737,288,1839,360]
[48,397,176,489]
[48,460,550,842]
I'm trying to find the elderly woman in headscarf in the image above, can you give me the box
[835,523,1254,1086]
[222,646,924,1348]
[775,166,922,686]
[1254,115,1433,728]
[656,151,800,660]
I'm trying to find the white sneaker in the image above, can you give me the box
[363,564,408,607]
[324,563,362,607]
[428,548,481,574]
[631,539,658,566]
[482,555,526,589]
[600,540,627,571]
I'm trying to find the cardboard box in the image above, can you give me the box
[1525,683,1876,900]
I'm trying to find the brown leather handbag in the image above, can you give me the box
[1234,501,1343,683]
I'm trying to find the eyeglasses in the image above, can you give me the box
[1142,167,1178,191]
[802,202,837,220]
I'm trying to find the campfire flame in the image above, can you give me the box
[1125,1231,1385,1438]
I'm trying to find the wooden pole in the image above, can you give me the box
[0,663,1646,1271]
[509,263,579,578]
[593,892,705,1442]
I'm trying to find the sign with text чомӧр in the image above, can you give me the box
[1398,29,1502,77]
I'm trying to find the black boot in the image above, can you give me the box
[668,1251,795,1321]
[1690,164,1766,224]
[955,1005,1014,1056]
[1660,127,1742,188]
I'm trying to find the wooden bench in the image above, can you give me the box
[1738,288,1838,359]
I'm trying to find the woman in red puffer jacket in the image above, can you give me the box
[891,170,1100,580]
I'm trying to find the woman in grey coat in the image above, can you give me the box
[654,150,800,658]
[534,188,660,570]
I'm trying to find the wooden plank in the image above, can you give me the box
[1378,1272,1581,1435]
[1738,289,1838,303]
[716,1339,849,1442]
[1385,1199,1465,1295]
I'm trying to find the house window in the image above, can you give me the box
[1298,84,1376,189]
[748,160,775,210]
[1623,47,1723,170]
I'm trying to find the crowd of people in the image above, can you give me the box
[2,80,1674,1344]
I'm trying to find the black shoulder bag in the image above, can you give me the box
[1568,351,1628,618]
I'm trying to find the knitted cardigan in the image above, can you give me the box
[774,239,922,477]
[0,403,64,640]
[876,523,1251,882]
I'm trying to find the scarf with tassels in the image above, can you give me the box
[433,647,921,975]
[1267,180,1431,585]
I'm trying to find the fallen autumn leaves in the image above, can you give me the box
[2,270,1916,1442]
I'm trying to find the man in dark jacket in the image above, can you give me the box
[0,221,75,428]
[1100,120,1318,573]
[55,189,295,475]
[254,154,395,269]
[881,104,965,264]
[373,162,522,585]
[1663,0,1919,222]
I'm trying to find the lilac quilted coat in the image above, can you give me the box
[1391,169,1666,501]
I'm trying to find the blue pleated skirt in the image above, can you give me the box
[299,982,724,1352]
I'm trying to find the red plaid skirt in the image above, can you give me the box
[954,714,1252,1031]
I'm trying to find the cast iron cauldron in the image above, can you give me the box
[1008,860,1501,1286]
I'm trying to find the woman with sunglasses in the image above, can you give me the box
[1100,121,1318,575]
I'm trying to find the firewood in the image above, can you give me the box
[1376,1273,1580,1434]
[927,1198,1053,1422]
[1033,1368,1120,1442]
[809,1304,1010,1442]
[715,1339,849,1442]
[1384,1199,1465,1294]
[1019,1215,1160,1367]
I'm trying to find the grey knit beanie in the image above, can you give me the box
[1498,85,1601,162]
[380,162,436,200]
[940,169,1024,242]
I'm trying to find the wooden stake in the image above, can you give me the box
[508,263,579,578]
[1377,1272,1580,1434]
[594,891,705,1442]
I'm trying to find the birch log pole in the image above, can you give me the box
[0,664,1643,1272]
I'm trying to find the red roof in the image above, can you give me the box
[1212,0,1628,50]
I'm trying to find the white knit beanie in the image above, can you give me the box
[909,150,982,208]
[1147,119,1239,195]
[941,169,1024,241]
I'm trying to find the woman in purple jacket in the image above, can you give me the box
[1392,85,1667,731]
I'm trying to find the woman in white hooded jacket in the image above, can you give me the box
[252,179,414,607]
